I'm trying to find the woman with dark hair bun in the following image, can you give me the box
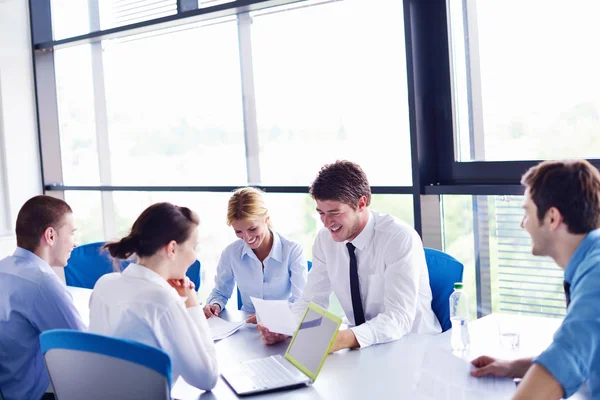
[88,202,218,391]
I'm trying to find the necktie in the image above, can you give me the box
[564,280,571,308]
[346,242,365,326]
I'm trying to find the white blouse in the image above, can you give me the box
[89,263,218,391]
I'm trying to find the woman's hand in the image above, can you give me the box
[203,304,221,318]
[168,277,198,308]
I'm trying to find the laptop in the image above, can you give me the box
[222,302,342,395]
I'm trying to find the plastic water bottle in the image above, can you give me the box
[449,282,470,351]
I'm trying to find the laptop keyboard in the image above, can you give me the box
[240,356,304,389]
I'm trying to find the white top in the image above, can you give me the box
[89,264,218,391]
[292,211,441,348]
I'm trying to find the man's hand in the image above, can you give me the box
[246,314,257,324]
[203,304,221,318]
[329,329,359,353]
[471,356,531,379]
[257,324,288,345]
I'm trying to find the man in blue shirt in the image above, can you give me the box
[0,195,86,400]
[471,159,600,399]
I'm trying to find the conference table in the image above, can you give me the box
[67,286,587,399]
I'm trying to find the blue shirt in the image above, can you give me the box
[0,248,86,400]
[535,228,600,398]
[206,231,307,313]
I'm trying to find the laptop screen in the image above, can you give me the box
[284,303,341,381]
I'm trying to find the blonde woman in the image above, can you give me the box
[203,187,307,322]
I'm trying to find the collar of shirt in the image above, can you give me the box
[241,230,283,263]
[13,247,53,274]
[121,263,179,299]
[346,211,375,251]
[564,228,600,284]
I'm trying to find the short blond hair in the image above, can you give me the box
[227,187,272,227]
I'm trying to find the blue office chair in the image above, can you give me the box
[65,241,201,291]
[40,329,171,400]
[424,248,464,332]
[237,260,312,310]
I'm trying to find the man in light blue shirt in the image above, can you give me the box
[0,195,86,400]
[471,160,600,399]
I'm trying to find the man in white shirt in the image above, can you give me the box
[258,160,441,351]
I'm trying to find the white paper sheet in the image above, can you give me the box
[206,317,245,341]
[415,348,516,400]
[250,297,298,336]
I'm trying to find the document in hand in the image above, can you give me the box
[207,317,245,341]
[250,297,298,336]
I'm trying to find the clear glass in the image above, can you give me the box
[64,191,105,245]
[251,0,412,186]
[51,0,177,40]
[441,195,566,319]
[58,19,245,186]
[448,0,600,161]
[55,45,101,186]
[441,195,478,320]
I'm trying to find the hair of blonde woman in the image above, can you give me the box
[227,187,273,228]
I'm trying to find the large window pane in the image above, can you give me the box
[50,1,238,41]
[441,195,477,320]
[55,45,101,186]
[51,0,177,40]
[252,0,412,186]
[442,194,566,319]
[103,20,245,186]
[55,19,247,186]
[63,191,105,245]
[449,0,600,161]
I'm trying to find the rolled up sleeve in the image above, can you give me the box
[534,260,600,398]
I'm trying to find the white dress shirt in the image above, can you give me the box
[292,211,441,348]
[89,264,218,391]
[206,231,307,313]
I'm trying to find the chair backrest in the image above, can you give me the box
[40,330,171,400]
[65,242,201,290]
[237,261,313,310]
[424,248,464,332]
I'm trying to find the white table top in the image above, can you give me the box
[67,286,582,399]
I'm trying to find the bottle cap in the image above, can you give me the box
[454,282,463,289]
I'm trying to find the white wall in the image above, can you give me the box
[0,0,43,239]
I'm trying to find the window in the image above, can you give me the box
[64,191,105,245]
[51,0,177,40]
[251,0,412,186]
[55,45,101,186]
[448,0,600,161]
[54,19,247,186]
[102,20,246,186]
[442,194,566,319]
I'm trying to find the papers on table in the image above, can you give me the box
[416,348,516,400]
[250,297,298,336]
[207,317,245,341]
